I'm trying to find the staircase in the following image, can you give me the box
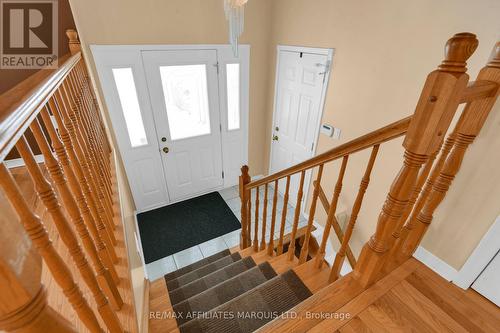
[149,234,332,333]
[150,33,500,333]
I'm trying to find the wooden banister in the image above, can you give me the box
[0,53,80,161]
[246,116,411,190]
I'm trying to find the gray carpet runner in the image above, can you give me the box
[173,262,277,326]
[169,256,257,305]
[178,269,312,333]
[164,249,231,282]
[167,252,242,290]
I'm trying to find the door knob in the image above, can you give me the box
[272,135,279,141]
[163,147,169,154]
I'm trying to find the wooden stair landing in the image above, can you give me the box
[259,258,500,333]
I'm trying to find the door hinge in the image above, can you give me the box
[311,142,314,151]
[222,171,225,179]
[219,123,222,132]
[214,62,219,74]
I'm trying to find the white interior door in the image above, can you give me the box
[472,250,500,306]
[142,50,224,202]
[270,47,332,202]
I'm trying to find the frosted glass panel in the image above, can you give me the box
[226,63,240,130]
[112,68,148,147]
[159,65,211,140]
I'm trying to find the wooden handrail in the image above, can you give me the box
[245,116,411,190]
[0,52,81,161]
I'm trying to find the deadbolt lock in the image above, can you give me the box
[163,147,169,154]
[275,126,279,131]
[161,137,167,142]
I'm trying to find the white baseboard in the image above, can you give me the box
[4,155,44,168]
[453,216,500,290]
[413,246,458,282]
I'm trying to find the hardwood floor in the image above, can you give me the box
[3,163,138,333]
[308,259,500,333]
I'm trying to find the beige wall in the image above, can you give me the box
[267,0,500,270]
[68,0,499,287]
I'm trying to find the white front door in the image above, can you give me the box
[270,47,332,201]
[92,45,249,212]
[142,50,224,202]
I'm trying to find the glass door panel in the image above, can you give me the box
[159,65,211,140]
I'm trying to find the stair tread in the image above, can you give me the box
[172,262,277,326]
[169,256,257,305]
[166,252,242,290]
[164,249,231,282]
[178,269,312,333]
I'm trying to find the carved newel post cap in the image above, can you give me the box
[438,32,478,73]
[487,41,500,68]
[66,29,81,55]
[241,165,249,175]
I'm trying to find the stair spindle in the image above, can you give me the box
[267,180,279,256]
[277,176,290,255]
[253,187,260,251]
[260,184,268,250]
[287,171,305,261]
[314,155,349,268]
[299,165,324,263]
[330,145,379,281]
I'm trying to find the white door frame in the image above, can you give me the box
[91,44,249,213]
[453,215,500,289]
[268,45,334,211]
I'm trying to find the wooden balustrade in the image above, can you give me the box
[0,164,102,333]
[238,34,498,296]
[29,115,123,311]
[0,29,130,332]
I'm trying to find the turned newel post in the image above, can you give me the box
[66,29,81,55]
[239,165,251,249]
[354,33,478,287]
[400,41,500,258]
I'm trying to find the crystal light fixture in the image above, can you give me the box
[224,0,248,57]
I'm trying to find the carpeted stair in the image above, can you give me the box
[172,262,277,326]
[169,256,257,305]
[162,249,313,333]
